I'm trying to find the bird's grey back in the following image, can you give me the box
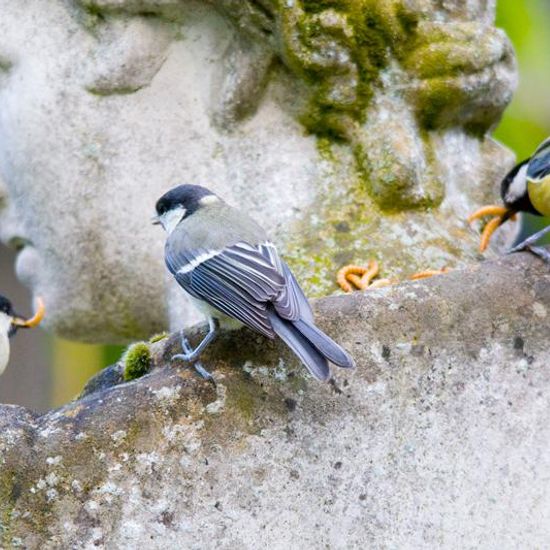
[167,202,268,256]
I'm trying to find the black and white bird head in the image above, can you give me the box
[0,295,18,339]
[0,295,45,376]
[153,185,221,234]
[500,158,533,214]
[502,137,550,216]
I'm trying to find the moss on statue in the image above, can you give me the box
[278,0,417,139]
[78,0,513,216]
[149,332,169,344]
[123,342,152,382]
[281,139,465,297]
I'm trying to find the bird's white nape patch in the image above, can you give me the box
[0,313,11,336]
[199,195,220,206]
[505,163,528,203]
[160,206,186,234]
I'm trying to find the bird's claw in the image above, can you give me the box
[171,354,215,382]
[171,334,200,363]
[180,334,193,354]
[509,243,550,264]
[508,225,550,263]
[193,363,216,384]
[171,353,194,363]
[171,332,215,381]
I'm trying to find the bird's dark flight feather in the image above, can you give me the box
[267,309,330,381]
[528,148,550,181]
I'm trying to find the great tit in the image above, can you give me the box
[0,295,45,376]
[468,137,550,261]
[153,184,355,381]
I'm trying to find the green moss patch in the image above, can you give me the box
[122,342,152,382]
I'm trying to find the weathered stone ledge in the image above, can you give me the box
[1,250,549,548]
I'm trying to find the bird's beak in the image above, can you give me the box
[151,215,161,226]
[11,297,46,330]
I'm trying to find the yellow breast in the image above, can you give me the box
[528,176,550,217]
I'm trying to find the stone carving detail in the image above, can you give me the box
[80,0,516,209]
[0,0,517,341]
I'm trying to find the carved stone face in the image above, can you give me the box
[0,0,518,343]
[0,1,320,342]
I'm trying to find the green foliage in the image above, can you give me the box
[495,0,550,242]
[495,0,550,157]
[122,342,152,382]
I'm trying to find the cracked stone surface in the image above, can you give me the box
[1,251,549,548]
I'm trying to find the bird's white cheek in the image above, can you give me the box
[161,207,186,234]
[0,315,11,376]
[0,334,8,376]
[505,165,528,204]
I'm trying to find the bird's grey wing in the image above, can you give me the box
[258,243,314,323]
[168,241,286,338]
[528,139,550,181]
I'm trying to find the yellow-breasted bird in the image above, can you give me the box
[468,137,550,262]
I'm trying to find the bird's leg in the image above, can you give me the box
[172,317,219,364]
[174,333,213,381]
[509,224,550,263]
[523,245,550,264]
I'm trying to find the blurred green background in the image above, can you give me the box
[495,0,550,157]
[1,0,549,410]
[495,0,550,242]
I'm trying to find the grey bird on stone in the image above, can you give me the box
[153,184,355,381]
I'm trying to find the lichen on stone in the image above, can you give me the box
[149,332,169,344]
[122,342,152,382]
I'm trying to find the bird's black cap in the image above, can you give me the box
[155,185,217,218]
[0,295,14,316]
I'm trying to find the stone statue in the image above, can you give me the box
[3,3,550,547]
[0,0,517,344]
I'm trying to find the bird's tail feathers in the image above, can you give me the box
[267,310,330,381]
[292,318,355,369]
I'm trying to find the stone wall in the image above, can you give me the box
[1,251,548,548]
